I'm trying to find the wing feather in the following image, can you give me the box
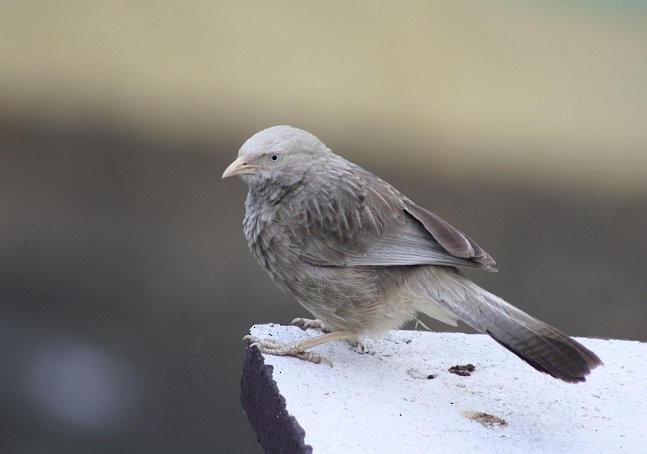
[295,164,496,271]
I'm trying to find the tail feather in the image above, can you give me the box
[486,321,601,383]
[418,269,602,383]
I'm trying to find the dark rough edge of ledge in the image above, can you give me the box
[241,343,313,454]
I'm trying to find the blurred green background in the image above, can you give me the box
[1,1,646,453]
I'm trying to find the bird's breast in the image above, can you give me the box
[243,196,304,291]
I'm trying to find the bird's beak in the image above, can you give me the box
[222,156,257,179]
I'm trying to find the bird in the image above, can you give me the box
[222,125,601,383]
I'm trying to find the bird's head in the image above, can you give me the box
[222,125,332,187]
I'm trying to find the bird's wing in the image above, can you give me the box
[402,201,496,269]
[295,169,497,271]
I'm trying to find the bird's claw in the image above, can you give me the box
[243,334,333,366]
[242,334,276,351]
[291,317,330,332]
[346,337,370,354]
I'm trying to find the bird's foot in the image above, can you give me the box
[291,317,330,332]
[346,336,371,354]
[243,335,333,366]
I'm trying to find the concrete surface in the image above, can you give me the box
[242,324,646,453]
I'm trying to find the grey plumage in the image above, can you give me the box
[223,125,601,383]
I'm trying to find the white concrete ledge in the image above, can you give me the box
[241,324,646,453]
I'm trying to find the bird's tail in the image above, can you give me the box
[414,268,602,383]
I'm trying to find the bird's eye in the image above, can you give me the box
[269,153,280,163]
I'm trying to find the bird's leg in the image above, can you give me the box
[291,317,330,332]
[413,318,431,331]
[243,330,355,366]
[291,318,370,353]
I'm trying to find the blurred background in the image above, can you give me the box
[1,1,646,452]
